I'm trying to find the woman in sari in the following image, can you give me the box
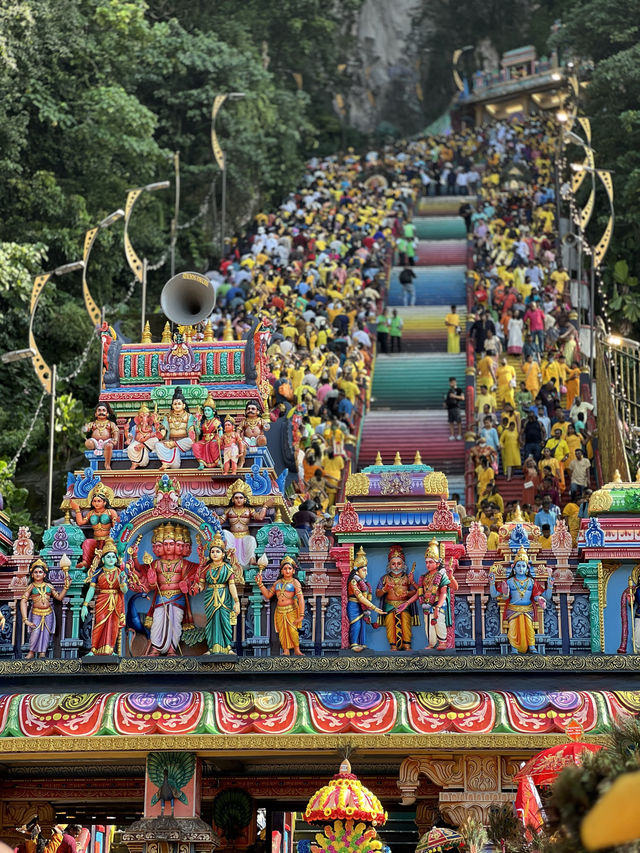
[257,555,305,656]
[198,532,240,655]
[21,559,70,658]
[81,538,127,656]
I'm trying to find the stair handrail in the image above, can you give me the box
[596,334,634,480]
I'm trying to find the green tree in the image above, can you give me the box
[558,1,640,335]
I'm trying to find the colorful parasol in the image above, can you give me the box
[513,742,602,786]
[304,759,387,826]
[416,826,465,853]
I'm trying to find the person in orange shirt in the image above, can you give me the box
[565,359,581,410]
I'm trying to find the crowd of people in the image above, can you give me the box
[203,150,420,533]
[197,116,596,550]
[458,117,595,547]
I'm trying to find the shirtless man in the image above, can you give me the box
[237,401,267,468]
[84,402,119,470]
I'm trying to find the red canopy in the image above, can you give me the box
[514,742,602,786]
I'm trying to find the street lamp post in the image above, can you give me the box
[3,259,84,528]
[170,152,180,279]
[123,181,170,338]
[570,162,615,368]
[81,208,125,328]
[211,92,246,255]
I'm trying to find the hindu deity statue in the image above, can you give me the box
[197,532,240,655]
[619,566,640,653]
[346,546,385,652]
[191,393,223,470]
[375,545,419,651]
[129,523,202,656]
[398,539,456,650]
[159,330,198,373]
[156,387,199,469]
[219,481,273,568]
[220,416,243,474]
[489,545,553,654]
[69,483,119,570]
[83,401,119,470]
[126,403,161,470]
[237,401,267,468]
[81,538,127,656]
[256,555,305,656]
[20,557,70,658]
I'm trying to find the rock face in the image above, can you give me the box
[345,0,425,133]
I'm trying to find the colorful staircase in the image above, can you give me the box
[359,196,469,493]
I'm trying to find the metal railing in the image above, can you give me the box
[598,334,640,478]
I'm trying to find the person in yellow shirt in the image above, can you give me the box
[477,352,497,386]
[496,357,516,407]
[486,525,500,550]
[545,428,570,491]
[565,359,581,410]
[541,352,562,387]
[565,422,584,462]
[562,502,580,545]
[476,457,495,499]
[522,354,541,398]
[337,376,359,404]
[321,451,345,507]
[445,305,461,354]
[475,384,497,412]
[538,524,553,549]
[550,265,570,297]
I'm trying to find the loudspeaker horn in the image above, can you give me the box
[160,271,216,325]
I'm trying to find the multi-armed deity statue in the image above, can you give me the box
[129,523,202,656]
[156,388,199,470]
[397,539,457,651]
[489,545,553,654]
[375,545,419,651]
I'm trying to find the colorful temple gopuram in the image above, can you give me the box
[1,106,637,853]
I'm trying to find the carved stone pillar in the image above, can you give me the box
[577,560,601,653]
[330,544,352,649]
[439,755,513,826]
[398,754,518,826]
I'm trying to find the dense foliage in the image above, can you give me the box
[555,0,640,334]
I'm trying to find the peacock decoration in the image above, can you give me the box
[148,752,196,816]
[212,789,253,839]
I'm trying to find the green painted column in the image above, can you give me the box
[578,561,602,653]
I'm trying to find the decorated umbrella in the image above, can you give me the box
[301,759,387,853]
[416,826,465,853]
[513,742,603,787]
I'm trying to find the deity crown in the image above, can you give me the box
[425,538,440,562]
[210,532,226,551]
[353,546,367,569]
[514,545,529,564]
[100,538,118,557]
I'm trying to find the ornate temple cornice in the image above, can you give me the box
[2,653,640,686]
[0,732,609,756]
